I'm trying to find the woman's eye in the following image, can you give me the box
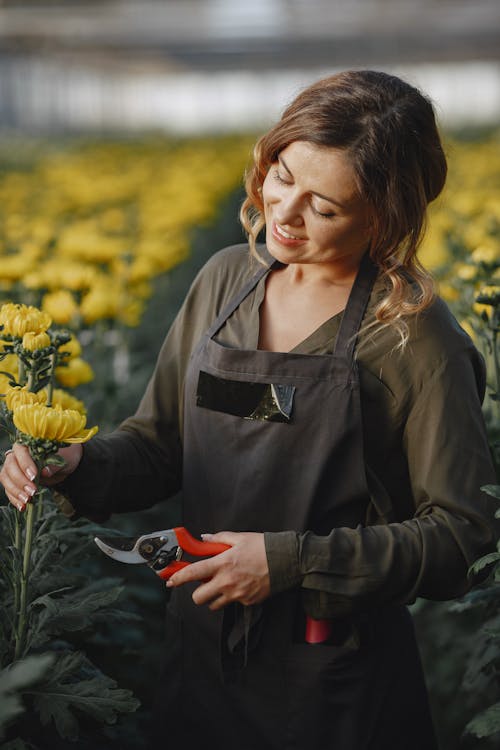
[272,168,290,185]
[312,205,335,219]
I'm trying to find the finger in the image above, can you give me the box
[207,594,228,611]
[12,443,37,483]
[202,530,240,546]
[167,557,219,588]
[0,456,37,509]
[191,577,227,607]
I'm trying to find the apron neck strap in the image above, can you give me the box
[206,249,274,340]
[333,252,378,359]
[206,247,378,358]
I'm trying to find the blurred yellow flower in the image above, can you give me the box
[459,320,476,342]
[42,289,80,325]
[439,283,460,302]
[0,304,51,337]
[0,372,15,397]
[80,284,119,324]
[0,353,19,376]
[471,245,499,265]
[13,403,98,443]
[455,263,477,281]
[22,331,51,351]
[55,357,94,388]
[58,335,82,360]
[473,302,491,318]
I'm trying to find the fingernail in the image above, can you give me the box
[18,492,29,504]
[201,533,213,540]
[166,579,173,587]
[17,502,24,512]
[24,485,36,497]
[26,468,36,481]
[41,467,51,477]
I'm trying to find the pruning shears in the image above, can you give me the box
[95,526,332,645]
[94,526,230,580]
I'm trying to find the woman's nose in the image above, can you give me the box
[274,193,304,227]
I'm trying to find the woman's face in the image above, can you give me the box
[262,141,372,273]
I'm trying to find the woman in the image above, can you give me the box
[1,70,497,749]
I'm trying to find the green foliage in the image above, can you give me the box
[0,655,54,739]
[466,703,500,738]
[30,651,139,741]
[0,496,140,747]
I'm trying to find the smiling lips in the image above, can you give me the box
[272,222,305,246]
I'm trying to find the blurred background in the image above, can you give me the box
[0,0,499,132]
[0,2,499,750]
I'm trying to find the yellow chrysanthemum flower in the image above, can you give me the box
[42,290,80,326]
[455,263,477,281]
[4,387,47,411]
[47,388,86,414]
[0,303,52,338]
[471,245,499,265]
[0,373,14,398]
[22,331,51,351]
[58,336,82,360]
[55,357,94,388]
[439,283,460,302]
[13,403,98,444]
[0,353,19,376]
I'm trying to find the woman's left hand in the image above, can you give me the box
[166,531,271,610]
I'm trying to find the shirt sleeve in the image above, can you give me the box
[58,245,254,520]
[264,346,499,618]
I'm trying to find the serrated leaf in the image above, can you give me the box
[466,701,500,738]
[450,584,500,610]
[481,484,500,500]
[0,655,54,738]
[469,552,500,575]
[28,584,126,648]
[29,652,139,741]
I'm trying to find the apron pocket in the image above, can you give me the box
[283,632,366,750]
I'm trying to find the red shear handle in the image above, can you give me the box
[305,616,333,644]
[157,561,190,580]
[174,527,231,556]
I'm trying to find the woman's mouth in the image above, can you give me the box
[272,223,305,246]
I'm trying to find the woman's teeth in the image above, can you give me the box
[276,224,300,240]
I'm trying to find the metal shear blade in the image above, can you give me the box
[94,536,147,564]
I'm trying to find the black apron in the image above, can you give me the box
[153,252,437,750]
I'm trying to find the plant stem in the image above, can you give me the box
[45,352,56,407]
[26,369,35,392]
[14,499,36,660]
[18,359,26,387]
[13,510,22,625]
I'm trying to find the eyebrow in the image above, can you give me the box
[278,155,347,209]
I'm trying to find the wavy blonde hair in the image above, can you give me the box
[240,70,447,347]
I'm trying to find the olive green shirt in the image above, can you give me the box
[61,244,498,618]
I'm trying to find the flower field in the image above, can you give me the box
[0,129,498,749]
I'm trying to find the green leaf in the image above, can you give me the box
[469,552,500,576]
[481,484,500,500]
[0,739,38,750]
[29,652,139,741]
[466,701,500,738]
[28,583,127,648]
[0,654,54,738]
[42,454,66,468]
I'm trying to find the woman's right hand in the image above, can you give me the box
[0,443,83,511]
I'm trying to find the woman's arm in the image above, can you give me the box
[265,347,499,618]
